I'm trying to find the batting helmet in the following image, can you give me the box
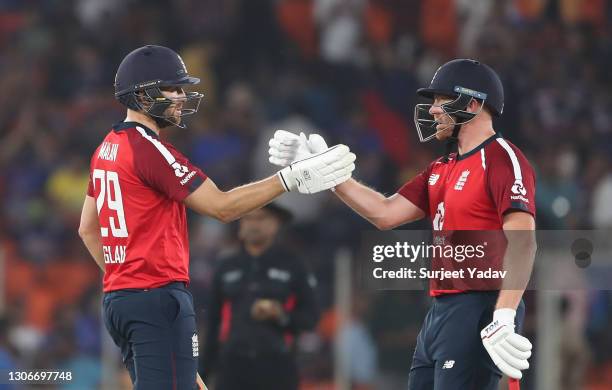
[414,59,504,143]
[114,45,203,128]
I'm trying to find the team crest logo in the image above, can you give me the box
[454,170,470,191]
[428,173,440,185]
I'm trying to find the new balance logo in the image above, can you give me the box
[428,173,440,185]
[442,360,455,369]
[454,170,470,190]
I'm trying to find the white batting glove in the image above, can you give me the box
[269,130,329,166]
[481,308,532,379]
[305,133,328,154]
[277,144,355,194]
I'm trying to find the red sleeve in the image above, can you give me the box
[87,173,94,196]
[86,147,99,197]
[397,166,431,215]
[133,135,207,202]
[487,141,536,219]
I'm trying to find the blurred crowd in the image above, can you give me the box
[1,0,612,389]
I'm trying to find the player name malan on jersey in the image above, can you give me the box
[98,142,119,162]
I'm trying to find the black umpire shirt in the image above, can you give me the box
[202,245,319,376]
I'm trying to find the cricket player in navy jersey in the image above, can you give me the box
[269,59,537,389]
[77,45,355,390]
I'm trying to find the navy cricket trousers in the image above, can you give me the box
[407,291,526,390]
[103,282,199,390]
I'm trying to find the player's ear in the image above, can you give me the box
[470,98,486,115]
[468,98,478,113]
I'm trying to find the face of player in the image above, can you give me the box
[238,209,281,248]
[429,95,457,141]
[160,87,187,126]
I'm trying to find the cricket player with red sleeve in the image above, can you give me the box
[77,45,355,390]
[269,59,537,389]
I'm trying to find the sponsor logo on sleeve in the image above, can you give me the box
[172,162,189,177]
[511,179,527,196]
[510,179,529,203]
[180,170,196,185]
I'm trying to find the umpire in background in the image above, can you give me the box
[202,203,319,390]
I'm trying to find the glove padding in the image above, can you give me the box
[269,130,328,166]
[481,308,532,379]
[277,144,355,194]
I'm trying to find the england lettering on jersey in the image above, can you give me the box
[87,122,207,292]
[398,134,536,296]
